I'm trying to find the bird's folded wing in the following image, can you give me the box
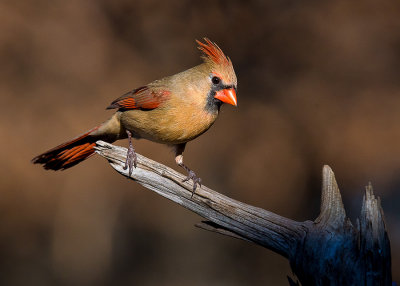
[106,86,169,110]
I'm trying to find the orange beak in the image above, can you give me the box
[214,88,237,106]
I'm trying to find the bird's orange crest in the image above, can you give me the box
[196,38,231,67]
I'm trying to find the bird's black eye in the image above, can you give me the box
[211,76,221,85]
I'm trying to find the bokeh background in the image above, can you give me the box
[1,0,399,285]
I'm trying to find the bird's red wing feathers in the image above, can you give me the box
[106,86,170,110]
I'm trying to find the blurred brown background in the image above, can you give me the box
[1,0,399,285]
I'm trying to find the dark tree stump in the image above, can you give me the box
[289,172,392,285]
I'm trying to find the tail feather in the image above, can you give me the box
[32,126,101,170]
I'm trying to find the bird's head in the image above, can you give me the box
[196,38,237,111]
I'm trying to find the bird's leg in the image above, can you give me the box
[123,130,137,177]
[175,143,201,197]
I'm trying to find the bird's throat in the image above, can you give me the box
[205,89,222,114]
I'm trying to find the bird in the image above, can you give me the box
[32,38,238,196]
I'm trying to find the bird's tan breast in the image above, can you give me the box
[119,97,218,145]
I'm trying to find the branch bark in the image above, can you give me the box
[94,141,393,285]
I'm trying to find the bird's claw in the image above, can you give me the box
[123,130,137,177]
[183,170,202,197]
[123,147,137,177]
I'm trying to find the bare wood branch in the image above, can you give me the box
[195,221,252,242]
[94,140,304,258]
[94,141,393,286]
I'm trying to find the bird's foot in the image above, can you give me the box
[182,169,202,198]
[124,144,137,177]
[123,130,137,177]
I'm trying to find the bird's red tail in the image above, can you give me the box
[32,126,102,170]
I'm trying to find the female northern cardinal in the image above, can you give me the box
[32,38,237,194]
